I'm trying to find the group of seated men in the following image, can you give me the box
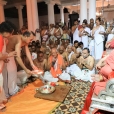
[0,21,95,110]
[18,38,95,84]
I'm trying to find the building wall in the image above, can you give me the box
[103,11,114,22]
[5,17,19,29]
[5,11,114,30]
[5,13,69,29]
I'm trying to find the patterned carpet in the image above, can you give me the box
[51,78,91,114]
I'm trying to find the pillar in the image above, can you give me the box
[16,5,23,29]
[31,0,39,32]
[47,1,55,25]
[80,0,87,24]
[87,9,89,23]
[58,5,64,24]
[26,0,33,31]
[0,0,7,23]
[89,0,96,22]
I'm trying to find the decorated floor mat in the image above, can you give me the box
[51,78,91,114]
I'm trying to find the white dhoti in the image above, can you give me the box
[89,39,95,58]
[82,36,89,48]
[59,71,71,81]
[17,70,30,85]
[73,28,81,43]
[73,68,95,82]
[94,25,105,60]
[43,71,71,82]
[66,64,80,75]
[3,57,19,98]
[94,41,103,60]
[43,71,58,82]
[0,73,6,103]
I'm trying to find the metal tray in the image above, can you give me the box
[36,85,56,94]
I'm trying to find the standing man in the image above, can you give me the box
[0,21,36,98]
[54,24,63,41]
[49,24,55,42]
[48,48,71,83]
[0,29,17,109]
[92,18,105,60]
[79,21,91,48]
[72,20,80,43]
[73,48,95,82]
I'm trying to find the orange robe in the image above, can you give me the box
[99,50,114,82]
[49,54,63,78]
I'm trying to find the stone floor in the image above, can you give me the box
[51,78,91,114]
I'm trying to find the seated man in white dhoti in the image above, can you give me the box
[79,21,90,48]
[73,48,95,82]
[65,45,78,74]
[0,22,37,98]
[33,51,58,82]
[48,48,71,83]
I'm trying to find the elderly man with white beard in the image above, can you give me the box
[66,45,79,75]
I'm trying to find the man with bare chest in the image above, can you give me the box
[54,24,63,41]
[34,51,59,82]
[41,25,49,42]
[33,51,47,72]
[73,48,95,82]
[0,22,36,97]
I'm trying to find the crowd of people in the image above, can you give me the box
[0,17,114,113]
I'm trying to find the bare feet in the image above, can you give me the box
[0,104,6,110]
[2,99,8,104]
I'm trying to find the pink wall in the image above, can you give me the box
[103,11,114,22]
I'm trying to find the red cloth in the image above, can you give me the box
[109,39,114,48]
[0,35,4,52]
[106,50,114,70]
[99,50,114,81]
[81,82,95,114]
